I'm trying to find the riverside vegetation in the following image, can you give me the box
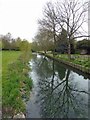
[44,53,90,73]
[2,50,32,118]
[50,54,90,69]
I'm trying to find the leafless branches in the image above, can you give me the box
[34,0,88,58]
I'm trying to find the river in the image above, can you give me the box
[26,53,90,118]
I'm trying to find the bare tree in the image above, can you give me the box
[33,27,54,53]
[38,2,59,54]
[37,0,88,58]
[56,0,88,59]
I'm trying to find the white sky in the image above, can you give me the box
[0,0,53,42]
[0,0,88,42]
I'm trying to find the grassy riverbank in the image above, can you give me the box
[2,51,32,118]
[48,53,90,73]
[55,54,90,68]
[0,51,2,116]
[39,51,90,74]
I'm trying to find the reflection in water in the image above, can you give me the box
[26,54,90,118]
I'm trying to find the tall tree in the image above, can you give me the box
[33,27,54,53]
[1,33,12,50]
[15,37,22,50]
[56,28,68,53]
[19,40,31,63]
[38,2,58,54]
[56,0,88,58]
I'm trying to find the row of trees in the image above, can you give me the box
[32,28,75,54]
[32,0,89,57]
[0,33,31,51]
[32,35,90,54]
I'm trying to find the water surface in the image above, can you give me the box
[26,54,90,118]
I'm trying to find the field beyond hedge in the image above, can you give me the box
[2,51,21,75]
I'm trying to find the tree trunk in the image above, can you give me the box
[68,40,71,59]
[67,17,71,60]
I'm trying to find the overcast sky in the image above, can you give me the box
[0,0,88,42]
[0,0,53,42]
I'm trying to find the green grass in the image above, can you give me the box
[0,51,2,107]
[57,54,90,68]
[2,50,32,118]
[47,53,90,69]
[2,51,21,75]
